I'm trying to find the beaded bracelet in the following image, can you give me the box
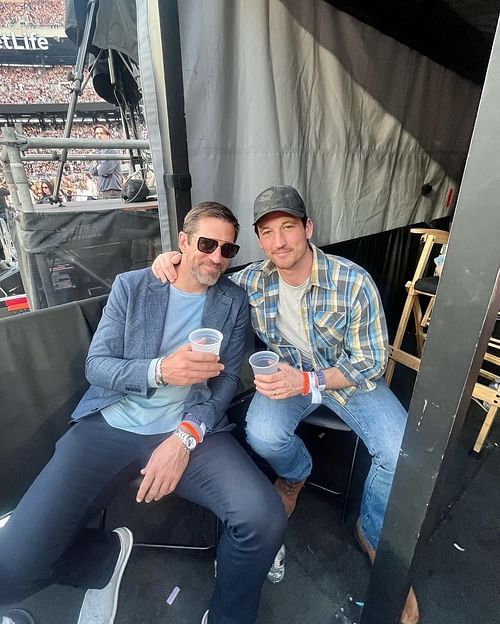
[155,357,167,386]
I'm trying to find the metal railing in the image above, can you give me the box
[0,126,151,309]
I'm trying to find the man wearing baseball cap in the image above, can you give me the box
[152,185,419,624]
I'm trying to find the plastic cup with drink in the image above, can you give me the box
[248,350,279,375]
[189,328,223,355]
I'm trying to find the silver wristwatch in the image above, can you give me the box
[174,428,197,451]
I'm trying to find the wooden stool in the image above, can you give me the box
[385,227,499,452]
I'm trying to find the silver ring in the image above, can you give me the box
[272,389,277,396]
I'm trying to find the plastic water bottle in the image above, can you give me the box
[482,379,500,410]
[267,544,286,583]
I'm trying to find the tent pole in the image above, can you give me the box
[1,127,40,309]
[53,0,98,202]
[136,0,191,251]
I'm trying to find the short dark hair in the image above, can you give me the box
[94,124,110,136]
[182,201,240,242]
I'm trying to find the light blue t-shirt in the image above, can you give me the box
[102,285,206,434]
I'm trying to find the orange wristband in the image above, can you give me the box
[179,421,202,444]
[302,372,310,395]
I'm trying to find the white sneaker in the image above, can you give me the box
[2,609,36,624]
[77,527,133,624]
[201,610,209,624]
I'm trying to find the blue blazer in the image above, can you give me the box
[71,268,250,434]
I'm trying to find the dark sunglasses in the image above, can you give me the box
[196,236,240,259]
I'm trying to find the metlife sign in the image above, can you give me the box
[0,33,49,51]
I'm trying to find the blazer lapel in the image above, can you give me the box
[202,282,231,330]
[144,279,170,357]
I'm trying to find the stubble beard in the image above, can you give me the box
[190,264,222,286]
[270,249,296,270]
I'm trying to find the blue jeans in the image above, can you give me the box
[245,379,407,550]
[0,414,286,624]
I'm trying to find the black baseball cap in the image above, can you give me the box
[253,185,306,225]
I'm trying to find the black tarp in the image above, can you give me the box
[321,0,500,84]
[17,207,161,308]
[65,0,138,64]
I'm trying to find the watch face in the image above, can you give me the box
[185,435,197,450]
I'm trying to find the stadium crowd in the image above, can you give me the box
[0,0,150,204]
[0,66,101,104]
[0,0,65,28]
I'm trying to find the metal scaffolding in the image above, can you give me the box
[0,127,151,309]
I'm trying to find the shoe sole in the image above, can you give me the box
[77,527,133,624]
[108,527,133,623]
[4,609,37,624]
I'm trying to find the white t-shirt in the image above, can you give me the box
[275,274,312,364]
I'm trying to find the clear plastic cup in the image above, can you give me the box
[249,351,279,375]
[189,328,223,355]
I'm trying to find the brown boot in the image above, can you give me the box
[274,477,306,517]
[355,520,420,624]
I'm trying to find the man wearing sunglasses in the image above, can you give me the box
[152,186,419,624]
[0,202,286,624]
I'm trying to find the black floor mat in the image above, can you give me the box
[414,444,500,624]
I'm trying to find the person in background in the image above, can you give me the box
[92,125,123,198]
[60,174,75,202]
[152,185,420,624]
[35,179,58,204]
[0,182,9,222]
[30,181,42,203]
[84,172,98,200]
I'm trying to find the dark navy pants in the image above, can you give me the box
[0,414,286,624]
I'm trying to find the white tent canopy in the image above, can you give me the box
[165,0,480,263]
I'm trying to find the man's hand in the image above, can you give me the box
[161,344,224,385]
[152,251,182,284]
[254,361,303,399]
[136,434,189,503]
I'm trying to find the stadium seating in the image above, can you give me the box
[0,0,65,28]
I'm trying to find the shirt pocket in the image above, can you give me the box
[313,310,346,349]
[247,292,267,334]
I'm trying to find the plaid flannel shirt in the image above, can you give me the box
[231,244,388,405]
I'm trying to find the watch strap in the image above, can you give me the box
[174,428,196,451]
